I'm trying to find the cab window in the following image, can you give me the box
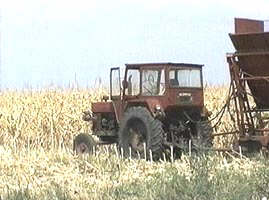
[169,68,201,88]
[126,69,140,95]
[142,69,165,96]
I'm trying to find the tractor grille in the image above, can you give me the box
[177,93,192,104]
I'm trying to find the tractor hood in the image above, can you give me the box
[92,102,114,113]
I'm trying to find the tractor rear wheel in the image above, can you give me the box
[118,106,164,160]
[73,133,96,154]
[194,121,213,148]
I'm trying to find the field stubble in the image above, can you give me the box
[0,86,268,200]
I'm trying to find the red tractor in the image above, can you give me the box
[74,63,212,158]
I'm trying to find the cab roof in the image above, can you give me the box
[125,62,203,69]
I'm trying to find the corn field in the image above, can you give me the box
[0,86,268,200]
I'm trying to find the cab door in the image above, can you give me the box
[110,67,121,100]
[110,67,123,122]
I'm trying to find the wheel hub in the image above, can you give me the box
[76,143,89,154]
[129,128,145,152]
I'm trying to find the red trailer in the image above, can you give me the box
[227,18,269,152]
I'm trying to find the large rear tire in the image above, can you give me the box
[118,107,164,160]
[73,133,96,154]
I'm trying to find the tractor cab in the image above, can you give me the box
[110,63,204,112]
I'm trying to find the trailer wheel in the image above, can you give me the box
[118,107,163,160]
[73,133,96,154]
[194,121,213,148]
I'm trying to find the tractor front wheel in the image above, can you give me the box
[73,133,96,154]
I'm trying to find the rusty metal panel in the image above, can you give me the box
[230,32,269,52]
[229,19,269,109]
[237,53,269,109]
[125,63,203,69]
[167,88,204,108]
[235,18,264,34]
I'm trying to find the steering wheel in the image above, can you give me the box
[148,74,155,85]
[141,74,156,95]
[143,85,154,95]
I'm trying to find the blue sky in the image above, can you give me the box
[1,0,269,89]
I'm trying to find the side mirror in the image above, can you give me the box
[102,95,109,102]
[122,80,128,88]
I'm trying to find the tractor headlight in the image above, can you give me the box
[154,104,165,119]
[155,105,161,111]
